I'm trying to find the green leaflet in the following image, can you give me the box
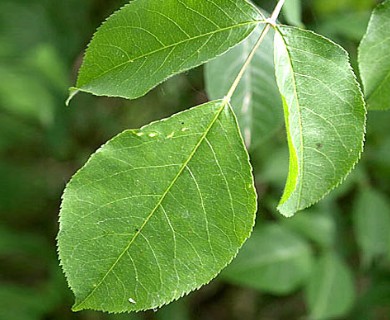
[221,224,313,294]
[358,0,390,110]
[282,0,303,27]
[58,100,257,312]
[353,188,390,266]
[274,26,366,216]
[305,252,356,319]
[68,0,262,103]
[205,24,283,150]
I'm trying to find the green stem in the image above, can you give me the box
[223,0,285,103]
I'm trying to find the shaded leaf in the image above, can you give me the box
[274,26,366,216]
[305,252,355,320]
[315,11,371,42]
[221,223,313,294]
[282,0,303,27]
[0,65,55,125]
[353,188,390,266]
[0,285,53,320]
[58,100,257,312]
[69,0,262,102]
[283,208,336,248]
[358,0,390,110]
[205,24,283,149]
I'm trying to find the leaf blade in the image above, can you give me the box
[358,0,390,110]
[71,0,262,101]
[205,24,283,149]
[58,100,257,312]
[274,26,366,216]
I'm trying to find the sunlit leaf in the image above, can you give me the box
[58,100,257,312]
[358,0,390,110]
[274,26,366,216]
[68,0,262,102]
[205,24,283,149]
[221,223,313,294]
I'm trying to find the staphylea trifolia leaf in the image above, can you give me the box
[58,100,257,312]
[274,26,366,216]
[358,0,390,110]
[205,24,283,150]
[67,0,263,103]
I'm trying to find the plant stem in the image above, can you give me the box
[223,0,285,103]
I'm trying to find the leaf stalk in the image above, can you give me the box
[223,0,285,103]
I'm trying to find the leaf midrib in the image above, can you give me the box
[73,100,227,310]
[77,20,261,89]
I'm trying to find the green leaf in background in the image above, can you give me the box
[220,223,313,294]
[68,0,263,102]
[358,0,390,110]
[0,285,53,320]
[0,65,55,125]
[274,26,366,216]
[353,188,390,266]
[282,208,336,249]
[315,11,372,43]
[305,252,356,320]
[282,0,303,27]
[205,24,283,150]
[58,100,257,312]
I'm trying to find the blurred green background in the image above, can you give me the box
[1,0,389,319]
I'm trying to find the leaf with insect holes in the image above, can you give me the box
[205,24,283,150]
[58,100,257,312]
[358,0,390,110]
[67,0,263,103]
[274,26,366,216]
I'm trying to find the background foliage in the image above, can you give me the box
[1,0,389,319]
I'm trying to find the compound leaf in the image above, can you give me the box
[68,0,262,103]
[358,0,390,110]
[205,24,283,150]
[58,100,257,312]
[274,26,366,216]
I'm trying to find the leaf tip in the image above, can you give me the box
[66,87,80,106]
[276,204,295,218]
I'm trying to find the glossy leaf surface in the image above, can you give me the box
[274,26,366,216]
[358,0,390,110]
[221,224,313,294]
[205,24,283,149]
[58,100,257,312]
[69,0,262,102]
